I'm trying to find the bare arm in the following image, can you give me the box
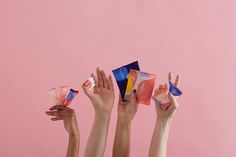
[82,68,115,157]
[148,73,180,157]
[46,105,80,157]
[113,92,138,157]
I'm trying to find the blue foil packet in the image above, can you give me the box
[112,61,140,100]
[168,81,182,96]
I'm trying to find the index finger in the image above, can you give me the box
[168,72,173,82]
[96,68,104,87]
[108,75,114,91]
[49,105,66,111]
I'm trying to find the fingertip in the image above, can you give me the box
[168,72,172,81]
[51,118,56,121]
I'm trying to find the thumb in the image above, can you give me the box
[81,85,90,96]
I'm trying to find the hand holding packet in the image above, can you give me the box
[124,69,156,105]
[152,84,171,110]
[48,86,79,106]
[152,81,182,110]
[112,61,140,100]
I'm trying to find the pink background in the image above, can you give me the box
[0,0,235,157]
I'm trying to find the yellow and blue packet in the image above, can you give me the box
[112,61,140,100]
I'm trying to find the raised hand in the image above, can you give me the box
[83,68,115,157]
[117,91,138,122]
[155,72,180,120]
[46,105,79,136]
[149,72,181,157]
[82,68,115,116]
[45,105,80,157]
[112,91,138,157]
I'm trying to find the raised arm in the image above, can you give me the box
[148,73,180,157]
[82,68,115,157]
[46,105,80,157]
[112,91,138,157]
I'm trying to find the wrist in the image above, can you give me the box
[95,111,111,122]
[69,132,80,139]
[117,117,132,125]
[117,118,132,131]
[156,117,172,128]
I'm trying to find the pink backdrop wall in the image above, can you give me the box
[1,0,236,157]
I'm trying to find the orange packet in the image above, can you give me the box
[124,69,156,105]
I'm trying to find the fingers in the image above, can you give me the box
[175,74,180,87]
[168,72,173,81]
[49,105,67,111]
[168,72,180,86]
[51,116,63,121]
[81,84,89,95]
[91,73,98,88]
[46,110,74,117]
[108,75,114,91]
[118,94,128,106]
[101,70,109,89]
[95,68,113,90]
[96,68,104,87]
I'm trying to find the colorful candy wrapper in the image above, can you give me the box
[59,86,70,105]
[152,84,171,110]
[63,88,79,106]
[124,69,156,105]
[48,86,78,106]
[168,81,182,96]
[83,76,96,90]
[48,88,59,104]
[112,61,140,100]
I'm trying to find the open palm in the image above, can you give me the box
[82,68,115,114]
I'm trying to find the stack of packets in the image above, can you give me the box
[152,81,182,110]
[48,86,79,106]
[112,61,140,100]
[112,61,156,105]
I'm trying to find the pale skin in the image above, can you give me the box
[148,72,180,157]
[82,68,115,157]
[112,92,138,157]
[45,105,80,157]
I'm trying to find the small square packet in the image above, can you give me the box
[112,61,140,100]
[48,86,78,106]
[152,84,171,110]
[83,76,96,90]
[168,81,182,96]
[124,69,156,105]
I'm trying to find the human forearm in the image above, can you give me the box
[84,112,111,157]
[148,118,172,157]
[113,118,132,157]
[67,134,80,157]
